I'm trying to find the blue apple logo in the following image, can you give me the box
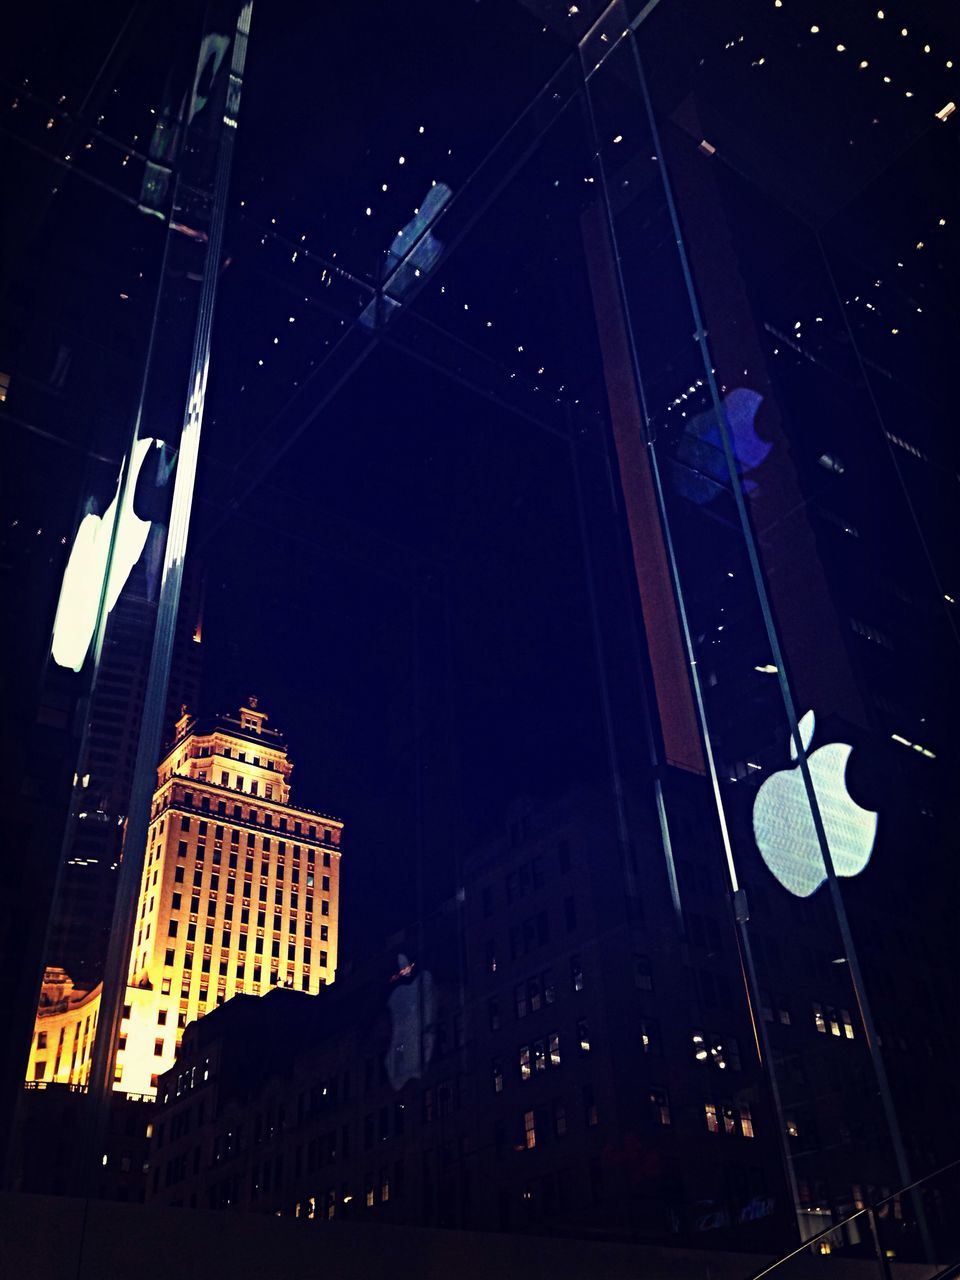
[671,388,772,505]
[359,183,452,329]
[752,711,877,898]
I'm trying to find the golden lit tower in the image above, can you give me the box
[27,699,343,1098]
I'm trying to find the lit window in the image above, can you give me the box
[813,1002,827,1033]
[519,1045,531,1082]
[705,1102,720,1133]
[740,1106,755,1138]
[492,1059,503,1093]
[523,1109,536,1150]
[577,1019,591,1054]
[548,1031,560,1068]
[640,1019,659,1054]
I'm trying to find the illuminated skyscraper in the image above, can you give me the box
[27,698,343,1098]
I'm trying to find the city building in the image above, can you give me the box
[26,699,344,1099]
[45,564,205,990]
[145,788,794,1250]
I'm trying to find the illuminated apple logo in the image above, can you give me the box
[51,438,160,672]
[752,711,877,898]
[384,954,435,1091]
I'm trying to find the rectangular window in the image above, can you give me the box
[640,1018,659,1055]
[154,1039,164,1057]
[571,956,584,993]
[633,954,653,991]
[583,1084,598,1127]
[650,1088,671,1126]
[519,1045,531,1082]
[523,1109,536,1150]
[577,1019,591,1054]
[705,1102,720,1134]
[740,1106,755,1138]
[492,1059,504,1094]
[548,1031,560,1068]
[553,1098,566,1137]
[514,983,527,1019]
[813,1002,827,1034]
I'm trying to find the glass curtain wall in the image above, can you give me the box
[3,0,956,1263]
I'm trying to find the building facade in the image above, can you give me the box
[145,788,793,1250]
[46,564,205,991]
[26,699,344,1099]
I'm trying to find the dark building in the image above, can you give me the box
[45,565,204,990]
[146,788,792,1250]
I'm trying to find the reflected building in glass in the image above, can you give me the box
[27,699,343,1099]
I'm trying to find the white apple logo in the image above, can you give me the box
[51,437,161,671]
[384,954,435,1091]
[752,710,877,898]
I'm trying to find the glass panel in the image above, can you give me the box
[3,0,954,1265]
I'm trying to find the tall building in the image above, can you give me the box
[45,563,205,990]
[26,699,344,1099]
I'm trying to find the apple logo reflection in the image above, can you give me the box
[752,710,877,898]
[669,387,771,505]
[384,954,435,1092]
[51,438,170,672]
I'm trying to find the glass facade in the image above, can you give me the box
[2,0,957,1264]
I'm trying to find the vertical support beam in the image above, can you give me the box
[84,0,254,1182]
